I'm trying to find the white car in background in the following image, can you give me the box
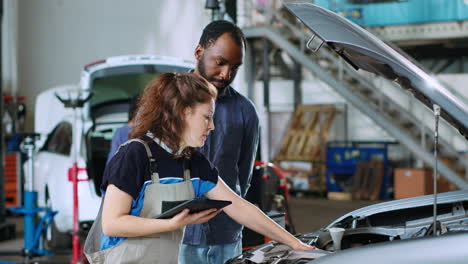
[32,55,193,248]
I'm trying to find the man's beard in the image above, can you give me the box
[197,55,230,91]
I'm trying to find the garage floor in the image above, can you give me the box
[0,197,379,263]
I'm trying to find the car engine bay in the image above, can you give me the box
[228,201,468,263]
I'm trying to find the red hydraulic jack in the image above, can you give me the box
[55,89,93,264]
[68,163,89,264]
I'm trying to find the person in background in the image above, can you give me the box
[180,20,261,264]
[106,95,139,164]
[84,73,313,264]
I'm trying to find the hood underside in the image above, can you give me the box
[283,1,468,139]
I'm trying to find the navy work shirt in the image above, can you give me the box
[106,124,131,164]
[101,137,219,249]
[183,85,260,245]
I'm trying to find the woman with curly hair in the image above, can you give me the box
[84,73,313,263]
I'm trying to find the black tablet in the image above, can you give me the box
[156,198,232,219]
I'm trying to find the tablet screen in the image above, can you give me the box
[156,198,232,219]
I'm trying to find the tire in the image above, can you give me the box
[44,186,72,250]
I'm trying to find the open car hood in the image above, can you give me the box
[329,190,468,228]
[283,1,468,138]
[228,190,468,264]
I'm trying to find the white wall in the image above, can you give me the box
[14,0,211,131]
[8,0,468,156]
[253,73,468,160]
[253,79,394,154]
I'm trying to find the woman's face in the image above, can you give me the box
[182,99,215,148]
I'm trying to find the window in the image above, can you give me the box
[41,122,72,155]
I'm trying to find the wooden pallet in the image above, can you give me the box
[275,105,338,192]
[275,104,337,162]
[351,160,384,200]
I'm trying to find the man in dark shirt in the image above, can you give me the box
[106,95,139,164]
[180,20,260,263]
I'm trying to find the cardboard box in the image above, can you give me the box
[328,191,352,200]
[394,168,453,199]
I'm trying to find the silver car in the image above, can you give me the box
[229,190,468,263]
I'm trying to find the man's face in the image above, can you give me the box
[194,33,244,91]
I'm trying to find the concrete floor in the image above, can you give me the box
[0,197,380,263]
[289,197,378,233]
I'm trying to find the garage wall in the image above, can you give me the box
[14,0,211,131]
[8,0,468,152]
[253,79,394,147]
[253,73,468,160]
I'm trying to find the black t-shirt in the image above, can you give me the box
[101,138,219,200]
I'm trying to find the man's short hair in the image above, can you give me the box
[198,20,246,50]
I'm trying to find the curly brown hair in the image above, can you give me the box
[130,73,217,156]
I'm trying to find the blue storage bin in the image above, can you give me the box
[325,141,393,199]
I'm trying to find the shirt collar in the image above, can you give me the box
[217,85,232,99]
[146,132,183,155]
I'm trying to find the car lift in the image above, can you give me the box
[3,134,58,262]
[55,90,93,264]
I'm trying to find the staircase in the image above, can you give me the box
[240,5,468,189]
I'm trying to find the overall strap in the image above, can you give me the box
[117,139,159,183]
[182,159,191,182]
